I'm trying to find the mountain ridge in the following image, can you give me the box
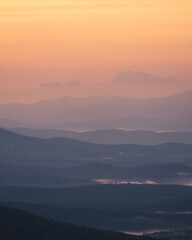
[5,127,192,145]
[0,128,192,167]
[0,91,191,129]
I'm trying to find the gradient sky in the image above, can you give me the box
[0,0,192,103]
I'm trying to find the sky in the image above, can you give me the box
[0,0,192,103]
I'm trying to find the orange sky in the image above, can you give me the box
[0,0,192,103]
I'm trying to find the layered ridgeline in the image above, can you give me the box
[0,91,191,131]
[1,128,192,163]
[0,128,192,186]
[6,128,192,145]
[0,206,159,240]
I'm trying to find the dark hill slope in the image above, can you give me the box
[0,184,192,232]
[0,206,159,240]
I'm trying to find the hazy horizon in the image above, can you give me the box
[1,1,192,239]
[0,87,191,105]
[1,0,192,103]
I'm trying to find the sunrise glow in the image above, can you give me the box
[0,0,192,102]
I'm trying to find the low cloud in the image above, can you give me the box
[40,82,61,88]
[113,71,184,85]
[64,80,82,86]
[40,80,82,88]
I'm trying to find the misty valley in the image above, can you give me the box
[0,120,192,239]
[0,91,192,240]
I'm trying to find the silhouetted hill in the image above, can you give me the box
[0,206,159,240]
[0,128,192,166]
[7,128,192,145]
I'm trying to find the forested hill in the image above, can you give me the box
[0,206,160,240]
